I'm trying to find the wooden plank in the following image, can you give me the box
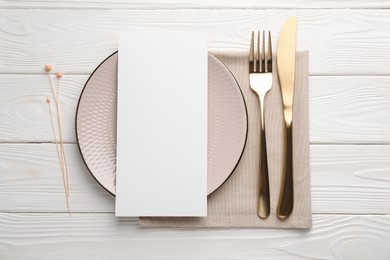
[1,75,389,143]
[1,10,390,75]
[1,144,389,214]
[0,75,85,143]
[0,213,389,260]
[310,76,390,143]
[2,0,390,9]
[0,144,114,213]
[310,144,390,214]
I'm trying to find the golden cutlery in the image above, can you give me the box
[249,31,272,219]
[276,16,297,219]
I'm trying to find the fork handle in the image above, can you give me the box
[277,122,294,219]
[258,99,270,219]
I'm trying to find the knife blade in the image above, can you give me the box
[276,16,297,219]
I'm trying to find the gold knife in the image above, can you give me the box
[276,16,297,219]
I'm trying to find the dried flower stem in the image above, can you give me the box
[47,69,71,216]
[47,97,70,212]
[55,77,70,197]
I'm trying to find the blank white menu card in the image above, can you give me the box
[116,30,208,217]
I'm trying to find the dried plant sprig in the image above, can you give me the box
[47,97,70,212]
[45,64,53,72]
[55,74,70,198]
[46,64,70,216]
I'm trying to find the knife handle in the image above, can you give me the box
[277,122,294,219]
[258,98,270,219]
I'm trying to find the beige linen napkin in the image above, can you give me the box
[139,51,312,228]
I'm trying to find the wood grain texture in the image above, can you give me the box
[1,75,389,143]
[0,213,389,260]
[0,144,114,213]
[310,144,390,214]
[1,3,390,259]
[310,76,390,143]
[2,0,390,9]
[1,10,390,75]
[1,144,389,214]
[0,74,86,143]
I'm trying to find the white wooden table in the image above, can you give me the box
[1,1,390,259]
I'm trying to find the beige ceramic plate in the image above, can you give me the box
[76,52,247,196]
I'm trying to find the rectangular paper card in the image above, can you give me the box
[116,30,208,217]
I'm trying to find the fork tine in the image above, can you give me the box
[249,31,255,73]
[257,31,260,72]
[267,31,272,72]
[261,31,266,72]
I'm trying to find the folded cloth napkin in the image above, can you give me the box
[139,51,312,228]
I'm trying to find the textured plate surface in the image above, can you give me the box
[76,52,247,196]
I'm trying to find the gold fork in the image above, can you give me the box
[249,31,272,219]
